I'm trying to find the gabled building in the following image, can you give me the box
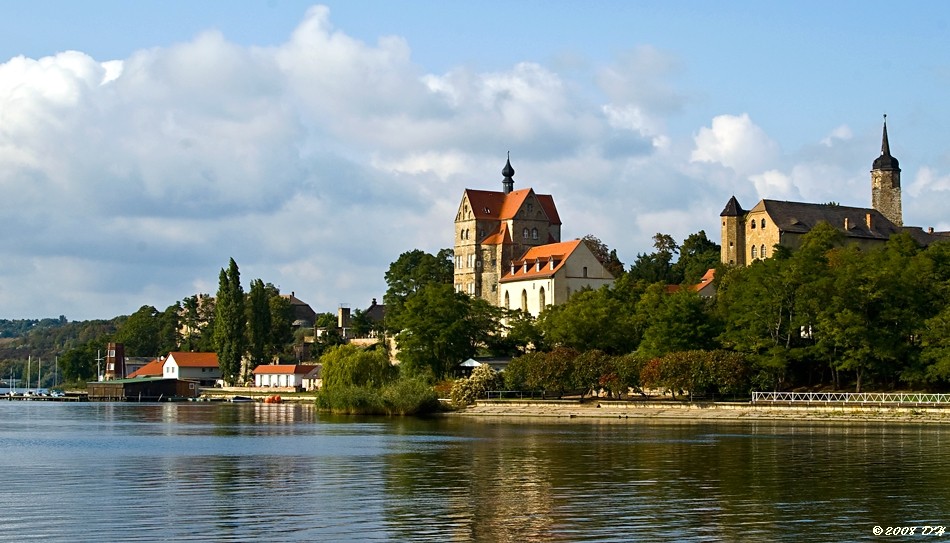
[454,157,613,314]
[499,239,614,317]
[162,352,220,386]
[721,118,949,265]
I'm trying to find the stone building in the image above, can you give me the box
[721,118,948,265]
[454,157,613,316]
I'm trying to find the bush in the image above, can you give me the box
[381,377,441,415]
[314,377,441,416]
[450,364,502,406]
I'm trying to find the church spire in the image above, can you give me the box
[502,152,515,194]
[872,114,900,171]
[880,114,891,156]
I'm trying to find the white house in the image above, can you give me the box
[162,352,221,386]
[498,239,614,317]
[252,364,319,389]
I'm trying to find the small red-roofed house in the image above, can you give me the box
[665,268,718,299]
[163,352,220,386]
[252,364,319,389]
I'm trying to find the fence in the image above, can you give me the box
[752,391,950,406]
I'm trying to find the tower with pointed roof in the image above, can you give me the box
[719,195,746,266]
[871,115,902,226]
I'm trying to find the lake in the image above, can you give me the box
[0,401,947,542]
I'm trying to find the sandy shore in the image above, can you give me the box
[452,399,950,424]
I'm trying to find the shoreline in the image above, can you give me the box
[452,399,950,424]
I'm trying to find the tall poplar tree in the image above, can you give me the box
[246,278,271,377]
[214,258,246,385]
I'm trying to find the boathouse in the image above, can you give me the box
[87,377,199,401]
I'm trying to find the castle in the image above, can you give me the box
[453,157,614,316]
[721,118,948,266]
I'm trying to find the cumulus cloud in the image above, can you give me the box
[691,113,779,176]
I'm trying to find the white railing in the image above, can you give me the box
[752,391,950,406]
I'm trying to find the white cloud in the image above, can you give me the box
[690,113,779,176]
[820,124,853,146]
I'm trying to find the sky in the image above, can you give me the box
[2,1,950,320]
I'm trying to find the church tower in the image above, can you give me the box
[871,115,902,226]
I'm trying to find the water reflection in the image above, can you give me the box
[0,403,948,542]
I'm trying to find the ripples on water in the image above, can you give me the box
[0,402,948,542]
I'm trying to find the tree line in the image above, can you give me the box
[385,226,950,395]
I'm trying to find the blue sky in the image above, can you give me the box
[2,1,950,320]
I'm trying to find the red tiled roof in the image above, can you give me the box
[128,359,164,378]
[252,364,318,375]
[500,240,582,282]
[463,188,561,224]
[167,352,219,368]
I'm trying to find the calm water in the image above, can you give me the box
[0,402,947,542]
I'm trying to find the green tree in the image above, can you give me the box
[213,258,247,385]
[320,344,395,389]
[383,248,453,331]
[113,305,160,356]
[395,283,489,379]
[637,286,718,358]
[158,303,181,354]
[246,279,272,375]
[268,291,295,360]
[537,286,638,354]
[671,230,721,285]
[629,233,680,284]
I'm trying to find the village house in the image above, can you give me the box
[252,363,319,390]
[162,352,221,387]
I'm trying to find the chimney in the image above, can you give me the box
[866,213,872,229]
[929,227,935,234]
[338,306,351,329]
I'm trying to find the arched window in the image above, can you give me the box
[521,289,528,311]
[751,245,757,259]
[539,286,545,308]
[504,291,510,309]
[761,244,766,258]
[760,218,766,229]
[531,228,538,240]
[523,228,529,239]
[750,220,756,230]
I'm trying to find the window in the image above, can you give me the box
[504,291,510,309]
[760,219,766,229]
[531,228,538,240]
[583,266,588,278]
[750,220,756,230]
[523,228,529,239]
[761,244,766,258]
[539,286,546,308]
[521,289,528,311]
[751,246,757,259]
